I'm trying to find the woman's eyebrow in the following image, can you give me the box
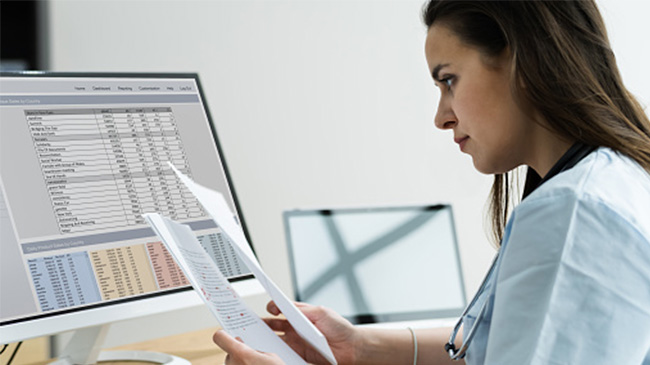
[432,63,450,81]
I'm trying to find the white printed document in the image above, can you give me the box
[143,213,306,364]
[143,163,337,365]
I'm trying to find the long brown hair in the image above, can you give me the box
[423,1,650,245]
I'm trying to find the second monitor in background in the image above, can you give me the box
[283,205,466,325]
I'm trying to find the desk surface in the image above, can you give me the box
[24,327,226,365]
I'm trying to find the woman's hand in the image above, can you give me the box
[212,301,360,365]
[212,330,285,365]
[264,301,360,365]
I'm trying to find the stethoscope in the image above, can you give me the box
[445,253,499,360]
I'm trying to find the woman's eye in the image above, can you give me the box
[441,76,454,89]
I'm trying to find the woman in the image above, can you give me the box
[213,1,650,364]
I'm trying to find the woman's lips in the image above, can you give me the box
[454,136,469,151]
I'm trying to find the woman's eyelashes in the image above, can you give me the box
[434,74,456,92]
[440,75,455,91]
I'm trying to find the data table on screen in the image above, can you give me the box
[26,107,204,234]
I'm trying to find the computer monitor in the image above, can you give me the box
[284,205,466,326]
[0,72,261,364]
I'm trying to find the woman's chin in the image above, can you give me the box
[472,157,511,175]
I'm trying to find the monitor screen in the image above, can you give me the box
[284,205,466,324]
[0,72,256,345]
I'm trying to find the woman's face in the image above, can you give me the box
[425,24,536,174]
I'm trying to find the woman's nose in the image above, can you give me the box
[434,99,457,130]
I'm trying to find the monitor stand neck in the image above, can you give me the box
[49,324,190,365]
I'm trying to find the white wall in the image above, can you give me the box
[47,0,650,345]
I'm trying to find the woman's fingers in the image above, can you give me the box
[266,300,280,315]
[267,300,310,316]
[213,330,249,355]
[263,317,292,332]
[294,303,329,322]
[213,330,287,365]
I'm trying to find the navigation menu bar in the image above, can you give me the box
[0,77,198,94]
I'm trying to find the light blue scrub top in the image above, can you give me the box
[463,148,650,365]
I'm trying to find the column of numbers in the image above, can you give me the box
[26,107,206,234]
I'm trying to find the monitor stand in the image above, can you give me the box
[49,324,190,365]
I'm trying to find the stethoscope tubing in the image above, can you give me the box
[447,253,500,360]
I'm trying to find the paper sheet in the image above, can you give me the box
[148,162,337,364]
[144,213,307,364]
